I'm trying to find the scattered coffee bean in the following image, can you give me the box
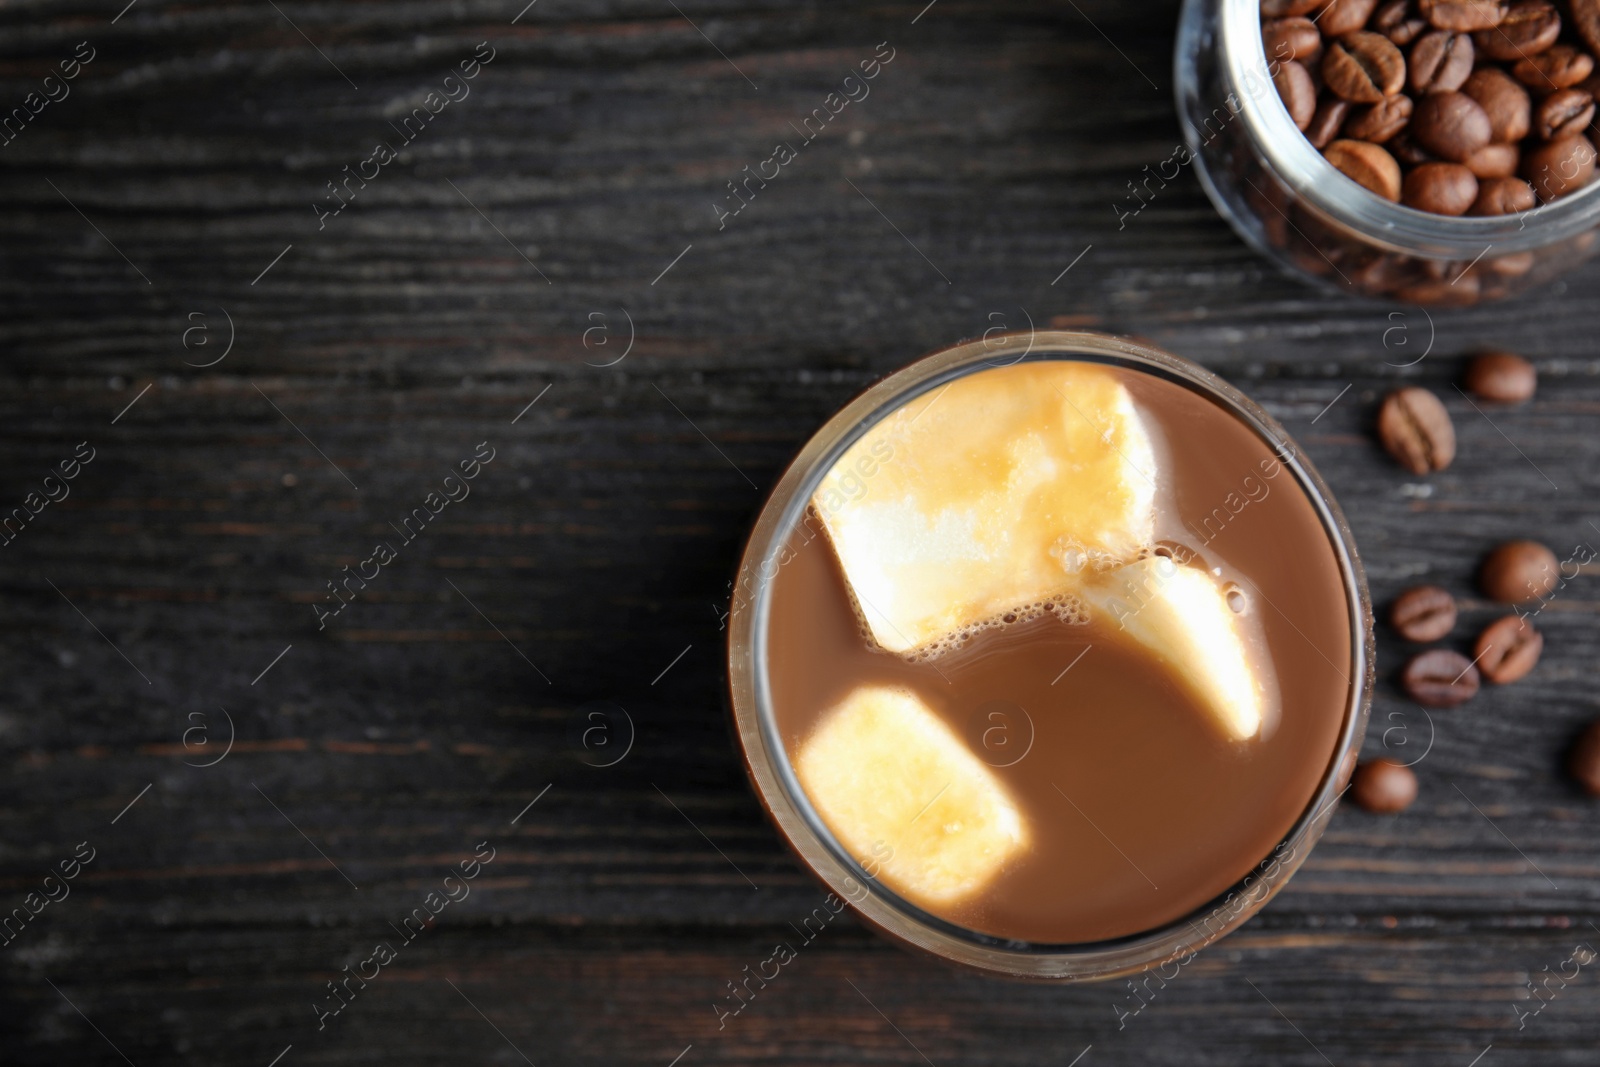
[1464,141,1521,178]
[1326,138,1404,199]
[1570,717,1600,796]
[1411,91,1494,160]
[1479,539,1559,603]
[1474,614,1543,683]
[1514,44,1595,88]
[1265,16,1325,63]
[1463,67,1532,142]
[1274,59,1319,130]
[1263,0,1321,14]
[1404,160,1480,212]
[1324,31,1409,102]
[1523,133,1597,199]
[1346,94,1415,141]
[1535,88,1596,140]
[1411,30,1476,93]
[1463,350,1537,402]
[1377,386,1456,473]
[1323,0,1384,36]
[1421,0,1509,31]
[1401,648,1481,706]
[1307,98,1351,148]
[1391,584,1458,641]
[1476,0,1562,60]
[1352,758,1418,812]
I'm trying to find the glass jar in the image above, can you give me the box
[1176,0,1600,305]
[725,331,1375,981]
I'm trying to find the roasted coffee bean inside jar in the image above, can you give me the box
[1264,0,1600,215]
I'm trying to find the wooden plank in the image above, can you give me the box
[1,0,1599,1062]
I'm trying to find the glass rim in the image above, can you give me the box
[725,330,1375,981]
[1209,0,1600,258]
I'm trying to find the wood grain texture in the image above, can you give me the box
[1,0,1599,1063]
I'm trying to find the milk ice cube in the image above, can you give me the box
[812,361,1157,655]
[1081,556,1276,740]
[795,685,1029,907]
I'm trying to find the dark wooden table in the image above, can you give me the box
[3,1,1599,1063]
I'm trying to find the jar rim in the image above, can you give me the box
[725,331,1375,981]
[1218,0,1600,258]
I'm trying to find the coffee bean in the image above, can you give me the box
[1476,0,1562,60]
[1465,142,1520,178]
[1396,271,1481,304]
[1391,584,1458,641]
[1324,32,1409,102]
[1324,0,1384,36]
[1349,248,1416,290]
[1389,15,1432,43]
[1403,160,1480,211]
[1352,758,1418,812]
[1463,67,1531,142]
[1463,350,1537,401]
[1262,0,1595,218]
[1484,249,1536,275]
[1402,648,1481,706]
[1411,91,1494,160]
[1523,133,1598,200]
[1375,0,1414,28]
[1388,130,1437,163]
[1569,718,1600,796]
[1514,45,1596,89]
[1411,30,1476,93]
[1265,16,1325,63]
[1375,0,1413,29]
[1326,138,1405,198]
[1575,0,1600,56]
[1535,88,1596,140]
[1378,0,1429,42]
[1470,175,1539,213]
[1479,539,1559,603]
[1346,94,1415,140]
[1420,0,1507,31]
[1307,98,1352,147]
[1377,386,1456,472]
[1420,256,1457,279]
[1274,60,1319,130]
[1474,614,1543,683]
